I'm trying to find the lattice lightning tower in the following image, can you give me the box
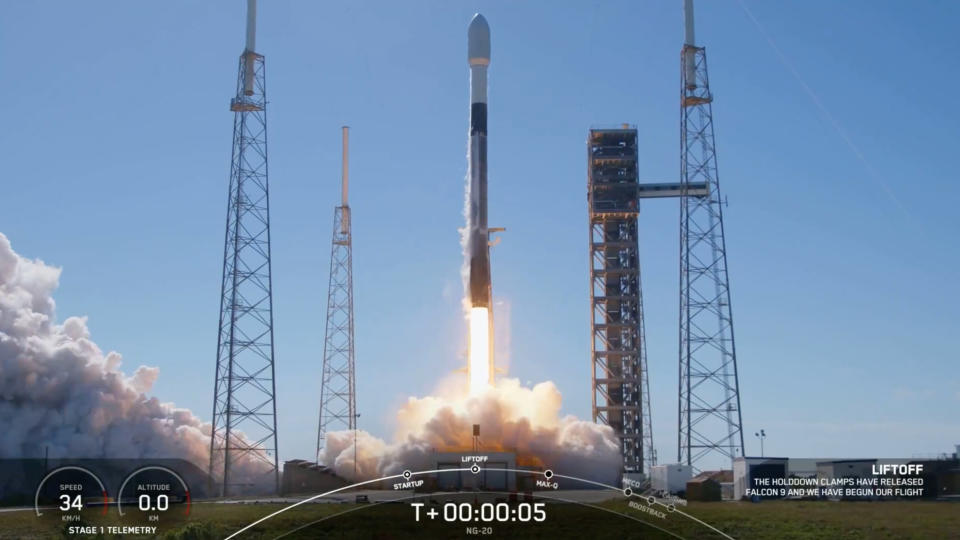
[209,0,280,496]
[677,0,745,469]
[316,127,358,463]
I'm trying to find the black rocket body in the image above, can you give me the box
[467,14,492,309]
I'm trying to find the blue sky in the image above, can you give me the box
[1,0,958,466]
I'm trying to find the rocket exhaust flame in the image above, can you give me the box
[468,307,492,394]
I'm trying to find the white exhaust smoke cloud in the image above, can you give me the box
[0,233,269,488]
[320,376,623,486]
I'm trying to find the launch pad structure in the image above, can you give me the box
[202,1,738,492]
[209,0,281,496]
[316,127,358,463]
[587,127,648,476]
[589,0,744,475]
[588,127,687,476]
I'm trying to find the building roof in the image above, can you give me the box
[816,459,877,466]
[690,470,733,483]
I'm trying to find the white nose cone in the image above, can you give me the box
[468,13,490,65]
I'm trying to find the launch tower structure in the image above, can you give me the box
[316,127,358,463]
[677,0,744,469]
[209,0,280,496]
[587,126,650,475]
[587,0,743,476]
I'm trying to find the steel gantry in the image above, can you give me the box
[588,126,649,475]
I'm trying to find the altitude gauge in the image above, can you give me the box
[34,466,108,524]
[116,466,190,527]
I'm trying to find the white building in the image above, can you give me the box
[650,464,693,494]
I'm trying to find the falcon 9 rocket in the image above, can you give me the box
[466,14,494,393]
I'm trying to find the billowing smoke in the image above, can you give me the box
[319,376,623,485]
[0,233,269,488]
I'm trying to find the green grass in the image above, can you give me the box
[656,500,960,540]
[0,499,957,539]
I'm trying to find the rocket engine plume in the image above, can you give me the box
[465,13,494,394]
[468,307,491,395]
